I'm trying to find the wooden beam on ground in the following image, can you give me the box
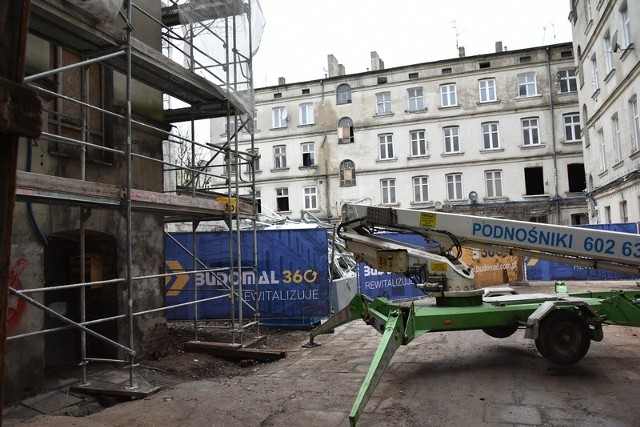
[184,341,287,362]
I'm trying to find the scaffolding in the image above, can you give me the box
[4,0,263,394]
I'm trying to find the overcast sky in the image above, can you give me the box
[252,0,573,87]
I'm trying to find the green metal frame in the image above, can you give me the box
[309,290,640,426]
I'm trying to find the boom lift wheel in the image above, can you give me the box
[534,310,591,365]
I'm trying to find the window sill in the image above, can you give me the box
[374,112,394,118]
[591,88,601,100]
[519,143,546,149]
[515,94,542,101]
[270,126,288,131]
[276,210,292,215]
[604,68,616,83]
[408,155,430,160]
[299,165,318,170]
[441,151,464,157]
[410,201,433,208]
[477,99,501,106]
[338,140,354,145]
[243,170,262,174]
[404,107,428,114]
[612,160,624,170]
[438,105,460,110]
[562,139,582,145]
[480,147,504,153]
[597,169,608,178]
[297,123,315,128]
[621,44,635,60]
[376,158,398,163]
[630,149,640,160]
[271,167,290,173]
[557,90,578,96]
[522,194,551,200]
[378,203,400,207]
[483,196,509,203]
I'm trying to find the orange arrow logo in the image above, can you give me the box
[165,260,189,297]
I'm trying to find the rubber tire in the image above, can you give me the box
[482,325,519,338]
[534,310,591,365]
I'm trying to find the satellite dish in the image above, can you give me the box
[281,109,288,120]
[469,191,479,203]
[434,201,444,210]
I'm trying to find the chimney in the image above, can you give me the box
[495,41,503,53]
[338,64,345,76]
[278,77,286,85]
[371,51,384,71]
[327,54,339,77]
[458,46,465,58]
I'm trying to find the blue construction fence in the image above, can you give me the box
[164,228,331,327]
[525,223,640,281]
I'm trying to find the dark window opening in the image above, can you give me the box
[561,50,574,58]
[408,72,419,79]
[520,56,531,63]
[276,189,289,212]
[302,88,310,94]
[479,61,490,69]
[274,93,282,98]
[377,76,388,84]
[529,215,548,223]
[567,163,586,193]
[571,213,588,225]
[442,67,452,75]
[524,167,544,195]
[302,152,313,167]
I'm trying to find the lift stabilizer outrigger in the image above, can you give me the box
[307,204,640,426]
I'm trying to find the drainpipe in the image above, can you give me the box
[546,47,561,221]
[320,133,331,218]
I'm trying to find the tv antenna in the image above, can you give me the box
[450,20,461,50]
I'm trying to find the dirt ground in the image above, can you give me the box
[136,321,310,386]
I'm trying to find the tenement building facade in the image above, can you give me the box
[214,42,587,225]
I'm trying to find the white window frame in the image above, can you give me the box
[412,176,429,203]
[522,117,540,146]
[301,142,315,167]
[517,72,537,97]
[631,96,640,152]
[558,69,578,93]
[299,103,314,125]
[598,129,606,172]
[485,170,503,198]
[479,78,496,102]
[303,186,318,210]
[407,87,424,111]
[376,92,392,115]
[564,113,581,142]
[378,133,394,160]
[273,145,287,169]
[446,173,463,201]
[440,83,457,107]
[612,114,622,163]
[443,126,460,153]
[272,106,287,128]
[604,33,613,74]
[410,129,427,157]
[620,4,632,48]
[482,122,500,149]
[591,55,600,91]
[380,178,396,205]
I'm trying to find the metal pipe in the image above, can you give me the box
[24,50,125,82]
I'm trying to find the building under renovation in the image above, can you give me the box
[1,0,263,405]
